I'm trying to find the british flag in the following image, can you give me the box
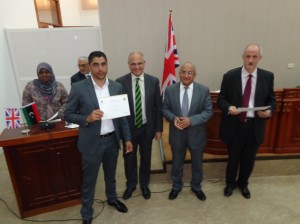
[5,108,21,129]
[161,11,180,95]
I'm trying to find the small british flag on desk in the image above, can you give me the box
[5,108,21,129]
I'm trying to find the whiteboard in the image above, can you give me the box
[5,27,103,96]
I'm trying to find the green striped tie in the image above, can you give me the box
[135,78,143,128]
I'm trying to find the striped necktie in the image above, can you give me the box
[135,78,143,128]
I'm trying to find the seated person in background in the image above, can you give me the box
[71,56,90,85]
[22,62,68,120]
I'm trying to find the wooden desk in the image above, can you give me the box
[0,121,82,218]
[275,88,300,153]
[205,89,285,154]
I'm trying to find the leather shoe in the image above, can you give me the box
[224,185,236,197]
[191,189,206,201]
[169,189,181,200]
[239,186,251,199]
[141,187,151,199]
[123,187,136,200]
[108,199,128,213]
[82,219,92,224]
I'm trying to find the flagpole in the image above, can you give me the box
[161,9,179,95]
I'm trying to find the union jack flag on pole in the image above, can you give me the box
[161,10,180,95]
[5,108,21,129]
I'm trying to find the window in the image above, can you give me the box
[34,0,63,28]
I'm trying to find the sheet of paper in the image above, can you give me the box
[237,106,271,112]
[65,123,79,129]
[98,94,130,120]
[39,112,61,123]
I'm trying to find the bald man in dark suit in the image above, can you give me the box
[218,43,276,199]
[70,56,90,85]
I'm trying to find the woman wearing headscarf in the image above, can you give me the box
[22,62,68,120]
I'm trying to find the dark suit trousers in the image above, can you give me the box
[226,121,259,187]
[123,124,152,189]
[171,129,204,192]
[80,134,119,220]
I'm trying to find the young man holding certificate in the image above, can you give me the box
[64,51,133,224]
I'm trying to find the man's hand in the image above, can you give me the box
[228,106,240,115]
[124,141,133,154]
[154,132,162,140]
[257,109,271,118]
[174,116,191,130]
[87,109,104,123]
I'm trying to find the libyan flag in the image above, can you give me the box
[21,102,41,126]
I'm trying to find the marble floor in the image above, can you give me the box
[1,147,300,224]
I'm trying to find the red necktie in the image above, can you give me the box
[240,74,252,121]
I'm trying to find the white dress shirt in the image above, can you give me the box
[91,76,115,135]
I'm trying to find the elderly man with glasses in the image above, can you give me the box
[162,62,213,201]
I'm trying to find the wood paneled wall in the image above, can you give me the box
[206,88,300,154]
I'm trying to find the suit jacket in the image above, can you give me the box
[71,71,87,85]
[217,67,276,144]
[162,82,213,149]
[116,73,163,140]
[64,78,131,159]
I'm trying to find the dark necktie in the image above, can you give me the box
[182,86,189,117]
[240,74,253,121]
[135,78,142,128]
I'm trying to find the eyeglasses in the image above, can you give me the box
[129,62,144,67]
[180,71,194,76]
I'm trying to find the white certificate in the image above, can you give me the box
[98,94,130,120]
[237,106,271,112]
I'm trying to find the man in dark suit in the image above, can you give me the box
[218,43,276,199]
[116,51,163,200]
[162,62,213,201]
[64,51,133,224]
[70,56,90,85]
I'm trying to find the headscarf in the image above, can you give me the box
[34,62,57,101]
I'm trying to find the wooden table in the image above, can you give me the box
[0,121,82,218]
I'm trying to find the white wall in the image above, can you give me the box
[60,0,99,27]
[99,0,300,90]
[7,27,102,96]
